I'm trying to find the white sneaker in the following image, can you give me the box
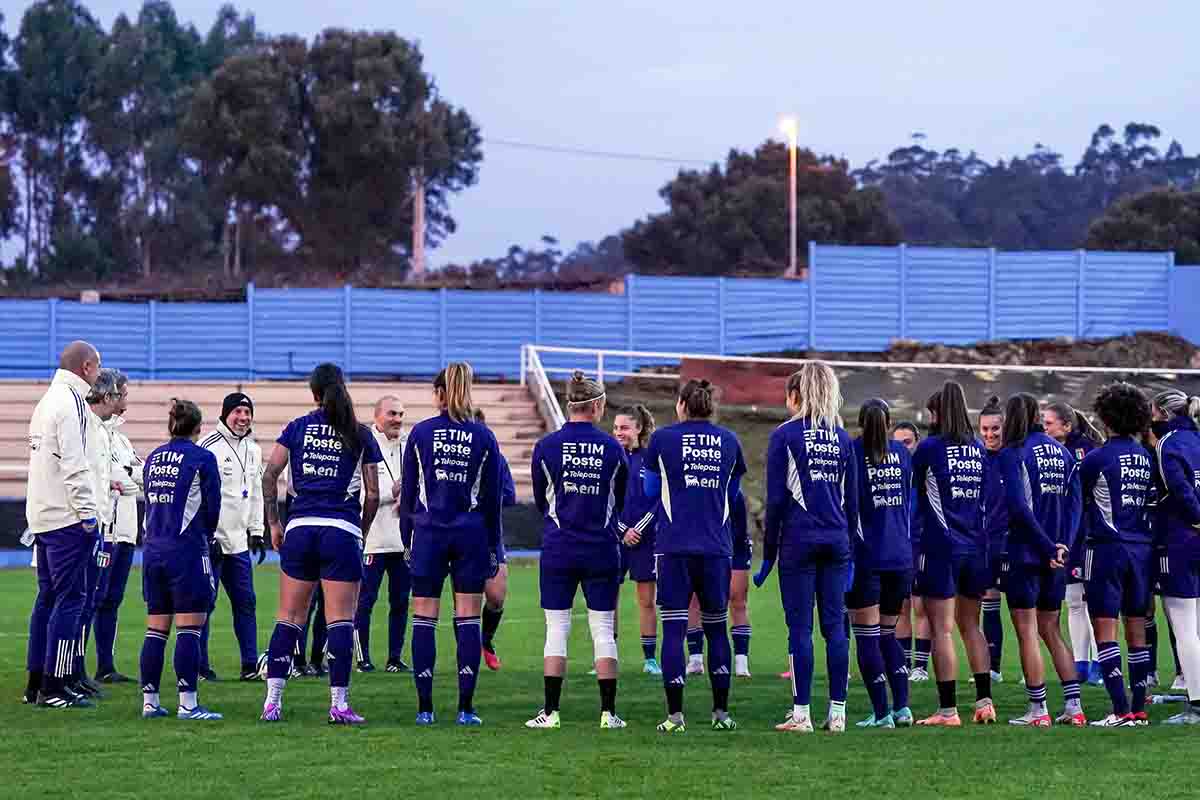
[525,709,561,729]
[909,667,929,683]
[686,655,705,675]
[1089,713,1133,728]
[600,711,627,729]
[776,711,814,732]
[822,712,847,733]
[1171,675,1188,692]
[735,654,751,678]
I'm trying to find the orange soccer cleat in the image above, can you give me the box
[973,703,998,724]
[917,711,963,727]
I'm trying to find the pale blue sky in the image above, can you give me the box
[5,0,1198,266]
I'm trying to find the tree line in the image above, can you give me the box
[0,0,480,287]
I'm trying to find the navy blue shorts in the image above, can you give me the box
[656,554,731,613]
[1085,541,1152,618]
[143,545,214,616]
[540,563,620,611]
[916,549,990,601]
[1005,562,1067,611]
[410,528,490,597]
[1157,545,1200,600]
[846,567,912,616]
[489,539,507,580]
[732,535,752,572]
[280,523,364,583]
[621,543,657,583]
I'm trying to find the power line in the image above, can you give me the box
[483,137,712,166]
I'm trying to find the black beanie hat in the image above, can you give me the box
[221,392,254,424]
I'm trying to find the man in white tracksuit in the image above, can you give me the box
[354,395,411,673]
[24,341,102,708]
[199,392,265,681]
[94,374,143,683]
[72,369,126,692]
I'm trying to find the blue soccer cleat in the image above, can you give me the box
[415,711,437,726]
[142,703,169,719]
[456,711,483,726]
[178,705,223,721]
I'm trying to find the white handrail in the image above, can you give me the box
[523,345,566,431]
[525,343,1200,377]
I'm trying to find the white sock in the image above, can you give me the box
[1066,583,1093,662]
[143,692,159,708]
[1164,597,1200,703]
[179,690,197,709]
[793,704,810,720]
[829,700,846,717]
[266,677,285,706]
[331,686,348,710]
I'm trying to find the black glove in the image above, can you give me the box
[250,533,267,565]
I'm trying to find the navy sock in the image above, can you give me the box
[482,606,503,650]
[731,624,751,657]
[702,612,732,693]
[266,621,301,680]
[175,625,202,701]
[900,635,913,669]
[1026,682,1047,707]
[981,598,1003,673]
[1128,645,1151,713]
[915,638,932,670]
[661,611,688,705]
[199,616,211,672]
[139,627,169,697]
[853,624,889,719]
[326,620,353,689]
[788,624,815,706]
[880,624,910,710]
[1062,678,1082,707]
[412,615,437,713]
[641,635,657,661]
[455,616,482,713]
[686,627,704,657]
[1097,641,1129,715]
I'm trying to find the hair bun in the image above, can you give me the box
[571,370,586,383]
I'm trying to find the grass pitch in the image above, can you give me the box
[1,563,1195,800]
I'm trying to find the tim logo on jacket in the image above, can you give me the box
[432,428,472,483]
[681,433,722,490]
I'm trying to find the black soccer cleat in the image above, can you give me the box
[96,670,132,684]
[37,690,94,709]
[199,668,219,682]
[386,658,411,674]
[356,661,376,673]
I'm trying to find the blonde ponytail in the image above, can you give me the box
[435,362,475,423]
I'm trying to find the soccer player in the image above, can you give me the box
[259,364,382,724]
[525,371,628,730]
[25,341,102,708]
[848,399,914,728]
[998,394,1084,727]
[1150,388,1200,725]
[757,362,857,734]
[71,368,124,696]
[354,395,411,674]
[400,363,503,726]
[647,379,746,733]
[199,392,265,682]
[729,489,753,678]
[978,397,1007,685]
[613,404,661,675]
[477,407,517,672]
[913,381,996,726]
[1078,383,1155,727]
[138,399,224,720]
[1044,401,1104,685]
[892,421,931,681]
[94,372,142,683]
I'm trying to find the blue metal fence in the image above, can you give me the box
[0,244,1179,379]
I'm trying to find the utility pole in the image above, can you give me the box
[411,169,426,277]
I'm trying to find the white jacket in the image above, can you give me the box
[106,417,142,545]
[86,407,116,528]
[364,426,405,554]
[26,370,98,534]
[201,420,264,555]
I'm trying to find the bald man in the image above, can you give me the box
[354,396,411,673]
[25,340,103,708]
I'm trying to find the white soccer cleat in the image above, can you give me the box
[735,654,751,678]
[686,655,705,676]
[1089,713,1134,728]
[776,711,814,733]
[909,667,929,683]
[600,711,627,730]
[822,713,847,733]
[525,709,561,729]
